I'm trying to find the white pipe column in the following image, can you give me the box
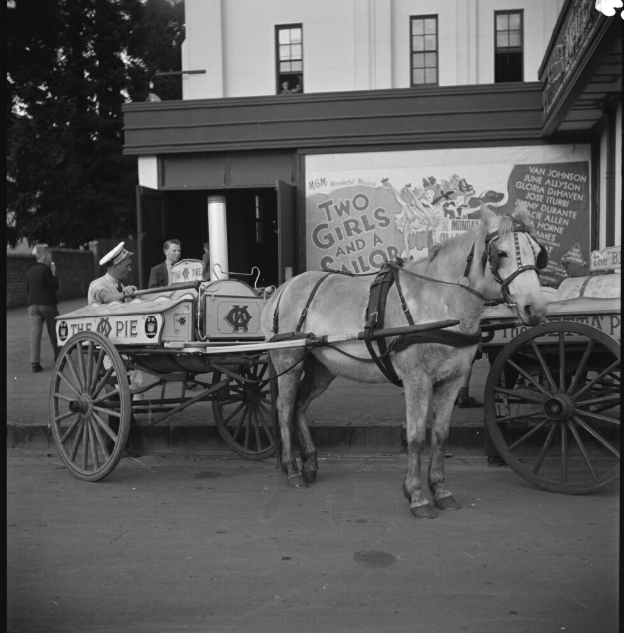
[207,195,229,280]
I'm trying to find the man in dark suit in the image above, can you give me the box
[148,239,181,288]
[27,245,60,372]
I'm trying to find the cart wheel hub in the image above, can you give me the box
[544,394,575,422]
[69,398,90,414]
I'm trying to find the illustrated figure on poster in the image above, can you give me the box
[381,177,442,261]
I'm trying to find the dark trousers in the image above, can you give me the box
[28,304,60,364]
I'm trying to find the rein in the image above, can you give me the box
[270,218,547,388]
[363,222,547,387]
[386,221,548,310]
[385,257,499,307]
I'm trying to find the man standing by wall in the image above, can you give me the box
[27,245,60,372]
[148,239,181,288]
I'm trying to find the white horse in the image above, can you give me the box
[260,209,548,518]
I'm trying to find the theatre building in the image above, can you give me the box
[122,0,621,289]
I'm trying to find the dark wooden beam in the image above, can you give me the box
[122,83,544,156]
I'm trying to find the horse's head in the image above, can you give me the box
[480,206,548,325]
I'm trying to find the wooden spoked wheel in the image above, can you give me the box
[485,321,620,494]
[49,332,131,481]
[212,354,277,460]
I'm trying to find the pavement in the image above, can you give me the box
[7,298,490,455]
[6,451,620,633]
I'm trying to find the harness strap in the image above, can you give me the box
[391,265,415,326]
[271,282,291,334]
[295,273,332,333]
[364,261,484,387]
[364,264,405,387]
[392,329,483,353]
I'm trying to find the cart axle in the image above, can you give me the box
[544,394,576,422]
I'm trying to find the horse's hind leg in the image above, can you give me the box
[403,375,438,519]
[428,380,462,510]
[272,351,307,488]
[293,355,336,484]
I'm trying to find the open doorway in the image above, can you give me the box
[153,188,279,289]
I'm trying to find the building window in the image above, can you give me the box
[410,16,438,86]
[276,24,303,94]
[495,11,523,83]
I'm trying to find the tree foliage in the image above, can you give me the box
[7,0,185,248]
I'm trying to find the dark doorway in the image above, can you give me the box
[153,188,279,289]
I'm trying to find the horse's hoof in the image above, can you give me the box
[302,470,317,484]
[410,503,438,519]
[434,495,460,511]
[287,474,307,489]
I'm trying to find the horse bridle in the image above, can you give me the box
[479,223,548,307]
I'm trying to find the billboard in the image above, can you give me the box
[305,145,591,287]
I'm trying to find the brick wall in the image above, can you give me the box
[6,249,95,307]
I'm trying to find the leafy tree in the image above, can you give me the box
[7,0,185,248]
[127,0,185,101]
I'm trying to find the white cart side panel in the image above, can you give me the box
[203,295,264,339]
[55,299,194,346]
[482,297,621,347]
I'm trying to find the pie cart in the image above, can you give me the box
[50,259,460,481]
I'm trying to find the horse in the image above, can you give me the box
[260,208,548,518]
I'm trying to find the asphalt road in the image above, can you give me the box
[7,450,619,633]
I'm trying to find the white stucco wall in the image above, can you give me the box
[181,0,563,98]
[182,0,224,99]
[138,157,159,189]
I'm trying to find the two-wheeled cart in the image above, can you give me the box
[480,259,620,495]
[50,259,460,481]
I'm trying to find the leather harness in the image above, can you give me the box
[271,264,481,388]
[271,222,546,387]
[362,262,482,386]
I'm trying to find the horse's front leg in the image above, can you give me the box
[428,380,462,510]
[403,376,438,519]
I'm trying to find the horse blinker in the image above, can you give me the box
[536,244,548,270]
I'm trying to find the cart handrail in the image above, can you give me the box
[130,281,202,297]
[161,319,461,354]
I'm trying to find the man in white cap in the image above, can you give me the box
[88,242,138,305]
[88,243,141,457]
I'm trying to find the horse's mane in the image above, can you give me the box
[498,209,536,236]
[426,209,536,263]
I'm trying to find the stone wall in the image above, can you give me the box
[6,249,95,307]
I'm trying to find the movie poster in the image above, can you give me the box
[305,145,591,287]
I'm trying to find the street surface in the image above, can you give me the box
[7,450,619,633]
